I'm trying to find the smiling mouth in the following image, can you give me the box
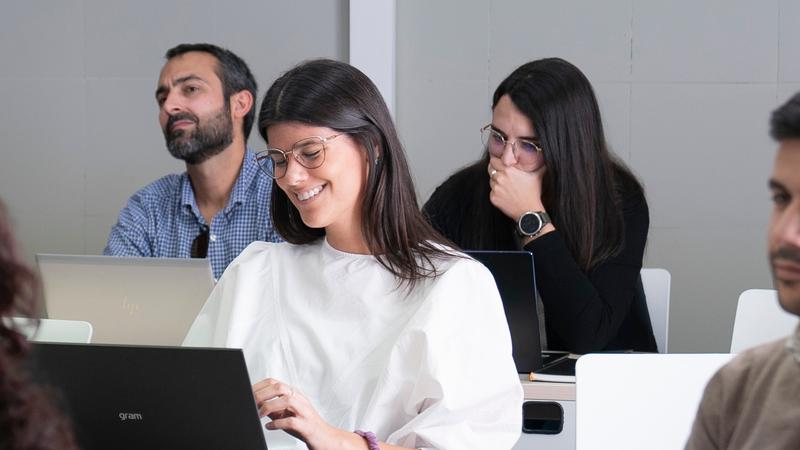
[295,184,325,201]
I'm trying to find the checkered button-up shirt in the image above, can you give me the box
[104,150,282,279]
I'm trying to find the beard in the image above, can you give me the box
[164,105,234,165]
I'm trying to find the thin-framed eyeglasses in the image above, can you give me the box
[255,133,347,180]
[480,124,542,160]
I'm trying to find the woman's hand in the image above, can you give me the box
[254,378,386,450]
[487,156,546,220]
[253,378,338,448]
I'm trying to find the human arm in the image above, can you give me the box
[253,379,414,450]
[684,369,724,450]
[103,192,154,256]
[524,190,649,352]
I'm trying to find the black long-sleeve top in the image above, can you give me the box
[423,162,657,354]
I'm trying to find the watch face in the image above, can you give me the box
[520,213,542,235]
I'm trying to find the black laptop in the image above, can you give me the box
[26,343,268,450]
[466,250,576,378]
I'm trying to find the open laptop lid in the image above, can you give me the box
[27,343,268,450]
[36,254,214,345]
[465,250,543,373]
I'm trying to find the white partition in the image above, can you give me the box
[576,353,734,450]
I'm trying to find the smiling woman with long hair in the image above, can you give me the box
[185,59,523,450]
[0,201,77,450]
[424,58,657,354]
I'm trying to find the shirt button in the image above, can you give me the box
[209,234,217,242]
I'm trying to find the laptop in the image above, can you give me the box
[466,250,576,379]
[27,342,268,450]
[36,254,215,345]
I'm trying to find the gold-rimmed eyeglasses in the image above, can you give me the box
[480,125,542,160]
[255,133,347,180]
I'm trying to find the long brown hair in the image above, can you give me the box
[258,59,456,289]
[0,200,77,450]
[494,58,643,271]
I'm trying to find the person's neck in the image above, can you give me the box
[186,138,246,225]
[325,219,371,255]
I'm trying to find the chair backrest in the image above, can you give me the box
[641,268,671,353]
[730,289,797,353]
[10,317,93,343]
[576,353,734,450]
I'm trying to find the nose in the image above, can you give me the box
[161,91,184,115]
[281,156,307,187]
[772,200,800,248]
[500,141,518,166]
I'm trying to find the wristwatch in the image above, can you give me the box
[517,211,551,237]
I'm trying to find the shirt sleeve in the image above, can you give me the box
[385,258,523,449]
[183,242,270,347]
[684,368,724,450]
[524,189,649,353]
[103,192,154,257]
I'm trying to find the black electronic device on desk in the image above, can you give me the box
[26,343,269,450]
[466,250,576,382]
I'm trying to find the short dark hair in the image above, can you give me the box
[258,59,455,289]
[771,92,800,141]
[165,43,257,139]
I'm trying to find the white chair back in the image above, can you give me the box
[10,317,93,343]
[641,268,671,353]
[730,289,797,353]
[576,353,734,450]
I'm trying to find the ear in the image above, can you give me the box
[229,90,254,121]
[373,144,382,163]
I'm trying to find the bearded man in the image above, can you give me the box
[104,43,281,279]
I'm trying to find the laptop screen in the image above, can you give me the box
[26,343,268,450]
[36,254,214,346]
[465,250,543,373]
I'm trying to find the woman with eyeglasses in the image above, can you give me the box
[184,59,522,449]
[0,200,78,449]
[423,58,657,354]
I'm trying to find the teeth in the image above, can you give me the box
[297,185,324,201]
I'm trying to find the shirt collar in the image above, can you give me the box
[179,149,259,219]
[226,149,259,212]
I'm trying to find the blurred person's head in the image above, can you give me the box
[0,200,78,449]
[768,92,800,316]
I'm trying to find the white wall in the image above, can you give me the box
[0,0,349,259]
[396,0,800,352]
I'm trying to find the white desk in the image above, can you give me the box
[514,375,576,450]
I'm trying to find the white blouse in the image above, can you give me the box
[184,239,522,449]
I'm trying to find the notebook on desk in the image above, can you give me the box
[465,250,576,381]
[26,342,268,450]
[36,254,215,345]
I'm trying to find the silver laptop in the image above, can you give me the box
[36,254,214,346]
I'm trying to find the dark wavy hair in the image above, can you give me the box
[0,200,77,450]
[166,43,258,139]
[258,59,455,288]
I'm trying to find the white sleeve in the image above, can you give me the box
[182,242,272,347]
[386,259,523,450]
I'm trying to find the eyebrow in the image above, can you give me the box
[769,179,787,191]
[489,124,538,141]
[155,74,208,99]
